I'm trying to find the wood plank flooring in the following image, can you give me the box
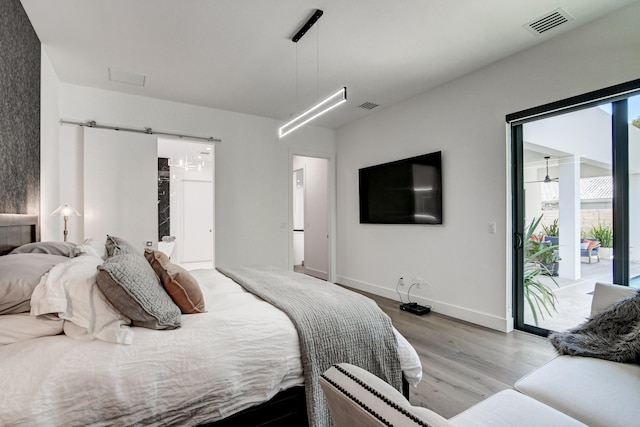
[354,289,557,419]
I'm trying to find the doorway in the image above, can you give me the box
[292,155,329,280]
[510,81,640,336]
[158,138,214,269]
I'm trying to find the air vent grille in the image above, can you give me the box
[525,8,573,35]
[358,101,379,110]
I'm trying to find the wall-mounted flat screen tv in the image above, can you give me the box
[359,151,442,224]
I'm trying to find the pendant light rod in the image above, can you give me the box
[544,156,552,183]
[292,9,323,43]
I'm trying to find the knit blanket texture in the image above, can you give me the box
[217,265,401,427]
[549,289,640,364]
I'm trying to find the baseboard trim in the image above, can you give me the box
[337,275,511,333]
[304,267,328,281]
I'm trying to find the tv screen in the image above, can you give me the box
[359,151,442,224]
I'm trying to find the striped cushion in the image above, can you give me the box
[320,363,453,427]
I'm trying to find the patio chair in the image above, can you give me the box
[580,238,600,263]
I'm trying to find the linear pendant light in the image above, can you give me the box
[279,9,346,138]
[279,87,347,138]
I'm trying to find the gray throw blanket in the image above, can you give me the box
[549,289,640,364]
[217,266,402,427]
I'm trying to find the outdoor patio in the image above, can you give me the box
[525,257,640,332]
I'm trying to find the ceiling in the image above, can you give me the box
[20,0,638,131]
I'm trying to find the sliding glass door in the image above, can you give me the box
[510,81,640,335]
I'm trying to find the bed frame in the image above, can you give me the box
[0,213,309,425]
[0,213,407,426]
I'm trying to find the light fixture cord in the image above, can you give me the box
[316,21,320,99]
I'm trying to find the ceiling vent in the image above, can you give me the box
[525,8,574,36]
[358,101,379,110]
[108,68,147,86]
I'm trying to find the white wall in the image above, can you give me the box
[40,79,335,269]
[336,3,640,331]
[39,48,61,241]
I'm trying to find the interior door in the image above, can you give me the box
[292,155,329,280]
[182,180,214,263]
[84,127,157,249]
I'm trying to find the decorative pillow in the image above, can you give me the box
[105,235,139,257]
[144,249,205,314]
[10,241,76,257]
[96,253,181,330]
[587,240,600,250]
[73,237,108,260]
[0,313,64,346]
[0,253,71,314]
[580,242,590,250]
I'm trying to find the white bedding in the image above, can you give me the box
[0,267,422,426]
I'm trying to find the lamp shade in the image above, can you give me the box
[51,204,80,217]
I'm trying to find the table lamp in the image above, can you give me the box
[51,204,80,242]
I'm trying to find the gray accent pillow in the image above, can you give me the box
[0,253,71,314]
[105,235,139,257]
[96,253,181,330]
[10,241,76,257]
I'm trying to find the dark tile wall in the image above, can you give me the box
[0,0,41,214]
[158,158,170,241]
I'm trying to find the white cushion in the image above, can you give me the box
[320,363,454,427]
[515,356,640,427]
[450,389,586,427]
[591,282,638,316]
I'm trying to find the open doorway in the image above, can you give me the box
[158,138,214,269]
[292,155,329,280]
[511,84,640,336]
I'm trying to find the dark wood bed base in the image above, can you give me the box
[0,213,39,255]
[202,386,308,427]
[201,376,409,427]
[0,214,409,426]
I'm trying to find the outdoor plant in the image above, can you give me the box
[590,223,613,248]
[524,215,559,326]
[541,218,559,238]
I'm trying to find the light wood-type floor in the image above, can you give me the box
[355,289,557,419]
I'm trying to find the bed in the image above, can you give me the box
[0,214,422,426]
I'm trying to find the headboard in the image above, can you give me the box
[0,214,39,255]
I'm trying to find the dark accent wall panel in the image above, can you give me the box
[158,158,170,240]
[0,0,41,214]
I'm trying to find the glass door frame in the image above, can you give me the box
[508,78,640,335]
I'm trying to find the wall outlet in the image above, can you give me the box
[398,277,404,286]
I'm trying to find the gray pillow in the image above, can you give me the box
[96,253,181,330]
[10,241,76,257]
[0,253,71,314]
[105,235,139,257]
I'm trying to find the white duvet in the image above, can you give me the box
[0,266,422,426]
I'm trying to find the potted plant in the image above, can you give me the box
[540,218,560,276]
[524,216,559,326]
[590,223,613,259]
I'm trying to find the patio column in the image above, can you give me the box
[558,156,581,280]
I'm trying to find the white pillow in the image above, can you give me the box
[73,237,108,260]
[30,256,133,344]
[0,313,64,345]
[580,242,590,250]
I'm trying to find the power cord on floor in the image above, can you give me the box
[396,277,405,304]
